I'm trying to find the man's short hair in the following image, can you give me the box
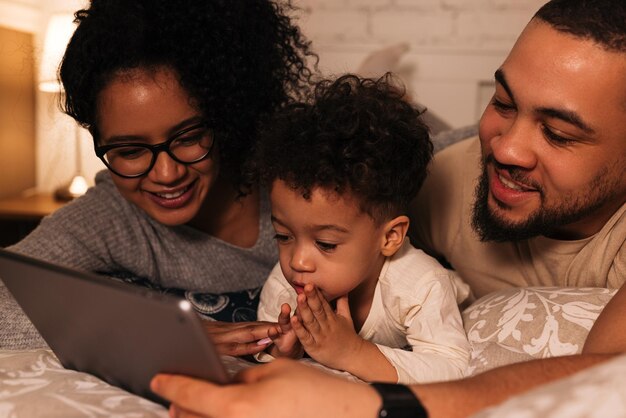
[535,0,626,52]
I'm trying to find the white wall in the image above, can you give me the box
[1,0,545,194]
[296,0,545,128]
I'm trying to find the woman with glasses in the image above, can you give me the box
[2,0,314,352]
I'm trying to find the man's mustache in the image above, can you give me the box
[484,154,543,194]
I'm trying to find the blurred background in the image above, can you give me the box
[0,0,544,199]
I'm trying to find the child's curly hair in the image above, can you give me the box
[60,0,315,193]
[256,73,433,222]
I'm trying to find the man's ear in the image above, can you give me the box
[380,215,409,257]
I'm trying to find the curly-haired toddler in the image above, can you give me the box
[255,74,471,384]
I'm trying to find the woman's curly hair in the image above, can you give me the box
[255,73,433,222]
[60,0,315,193]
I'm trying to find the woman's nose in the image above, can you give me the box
[148,151,185,184]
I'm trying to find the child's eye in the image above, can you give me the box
[273,233,291,244]
[315,241,337,252]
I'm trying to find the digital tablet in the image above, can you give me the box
[0,249,230,405]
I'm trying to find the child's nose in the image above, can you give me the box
[289,244,314,273]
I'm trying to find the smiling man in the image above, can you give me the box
[411,12,626,300]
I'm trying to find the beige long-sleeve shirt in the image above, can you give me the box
[258,240,471,384]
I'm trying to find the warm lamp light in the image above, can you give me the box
[39,14,74,93]
[68,175,89,195]
[39,14,88,201]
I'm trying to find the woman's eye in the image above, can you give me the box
[316,241,337,252]
[273,233,291,243]
[112,147,147,160]
[175,133,203,146]
[542,125,575,146]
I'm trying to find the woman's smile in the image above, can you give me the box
[146,178,198,209]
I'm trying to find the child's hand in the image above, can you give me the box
[267,303,304,359]
[291,284,365,371]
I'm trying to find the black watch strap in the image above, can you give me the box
[370,383,428,418]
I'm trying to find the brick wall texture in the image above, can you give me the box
[294,0,547,127]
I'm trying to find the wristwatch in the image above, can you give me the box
[370,382,428,418]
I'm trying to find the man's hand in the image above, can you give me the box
[203,321,274,356]
[150,359,381,418]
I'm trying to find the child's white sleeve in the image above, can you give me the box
[377,270,470,384]
[257,262,297,322]
[255,263,298,363]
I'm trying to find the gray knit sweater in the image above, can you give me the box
[1,170,278,349]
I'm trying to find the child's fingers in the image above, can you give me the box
[303,285,331,321]
[267,325,281,339]
[334,294,352,319]
[318,287,336,317]
[277,303,292,331]
[296,293,322,334]
[278,303,292,321]
[291,314,315,347]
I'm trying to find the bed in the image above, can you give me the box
[1,285,623,417]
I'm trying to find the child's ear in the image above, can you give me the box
[380,215,409,257]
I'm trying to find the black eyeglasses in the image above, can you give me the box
[95,122,215,178]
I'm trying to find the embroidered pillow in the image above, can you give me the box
[462,287,617,376]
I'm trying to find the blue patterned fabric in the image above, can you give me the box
[109,272,261,322]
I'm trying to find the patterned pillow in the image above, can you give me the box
[462,287,617,376]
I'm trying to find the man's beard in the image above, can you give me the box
[471,157,617,242]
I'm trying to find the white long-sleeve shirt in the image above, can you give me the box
[258,240,471,384]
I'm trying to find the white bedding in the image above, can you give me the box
[0,349,359,417]
[1,286,623,417]
[0,349,167,417]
